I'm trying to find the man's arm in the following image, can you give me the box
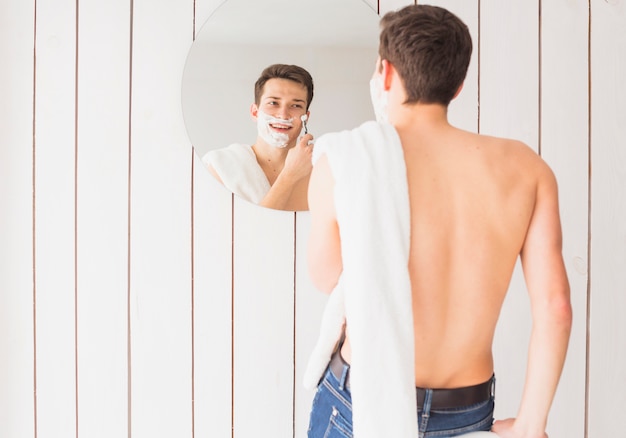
[259,134,314,210]
[493,164,572,438]
[307,153,342,293]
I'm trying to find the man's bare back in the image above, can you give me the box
[403,117,544,388]
[341,107,565,391]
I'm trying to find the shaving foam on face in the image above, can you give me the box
[369,76,389,124]
[257,110,293,148]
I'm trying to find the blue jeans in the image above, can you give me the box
[307,363,495,438]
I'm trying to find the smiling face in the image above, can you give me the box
[251,78,309,148]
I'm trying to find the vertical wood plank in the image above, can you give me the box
[129,0,195,436]
[480,0,540,422]
[588,1,626,437]
[0,1,36,437]
[540,1,589,436]
[75,1,131,436]
[232,200,295,437]
[192,156,233,437]
[480,0,540,148]
[294,212,329,436]
[32,1,77,436]
[190,2,234,437]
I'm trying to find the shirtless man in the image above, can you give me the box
[307,5,571,437]
[204,64,314,211]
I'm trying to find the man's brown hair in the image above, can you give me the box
[379,5,472,106]
[254,64,314,110]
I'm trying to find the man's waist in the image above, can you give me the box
[328,349,495,409]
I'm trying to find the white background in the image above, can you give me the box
[1,0,623,437]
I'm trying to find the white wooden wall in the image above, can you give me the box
[1,0,624,437]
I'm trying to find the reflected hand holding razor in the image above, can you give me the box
[301,114,314,146]
[301,114,309,134]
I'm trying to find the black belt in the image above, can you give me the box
[329,350,494,409]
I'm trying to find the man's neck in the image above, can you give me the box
[391,102,451,132]
[254,135,292,154]
[252,138,294,184]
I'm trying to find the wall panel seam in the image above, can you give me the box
[190,147,196,438]
[538,0,542,156]
[127,1,135,437]
[74,1,80,436]
[32,1,39,436]
[231,193,235,438]
[584,2,592,437]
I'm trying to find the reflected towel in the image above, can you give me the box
[304,121,418,437]
[202,143,270,203]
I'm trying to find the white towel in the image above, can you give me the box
[304,121,418,437]
[202,143,270,203]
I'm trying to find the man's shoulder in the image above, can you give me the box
[473,133,546,164]
[202,143,256,170]
[204,143,252,160]
[476,134,557,187]
[471,131,528,150]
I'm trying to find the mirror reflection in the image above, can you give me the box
[181,0,380,211]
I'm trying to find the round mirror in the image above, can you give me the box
[181,0,380,211]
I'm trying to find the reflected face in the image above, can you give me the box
[251,78,309,148]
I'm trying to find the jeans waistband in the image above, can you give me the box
[328,349,495,409]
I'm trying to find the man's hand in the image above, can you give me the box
[491,418,548,438]
[282,133,314,182]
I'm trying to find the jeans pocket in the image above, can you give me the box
[323,407,353,438]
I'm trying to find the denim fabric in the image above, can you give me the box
[308,367,353,438]
[416,388,494,438]
[308,362,495,438]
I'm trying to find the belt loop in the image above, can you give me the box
[491,375,496,398]
[418,389,433,437]
[338,363,349,391]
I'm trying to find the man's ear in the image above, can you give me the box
[381,59,394,91]
[250,103,259,120]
